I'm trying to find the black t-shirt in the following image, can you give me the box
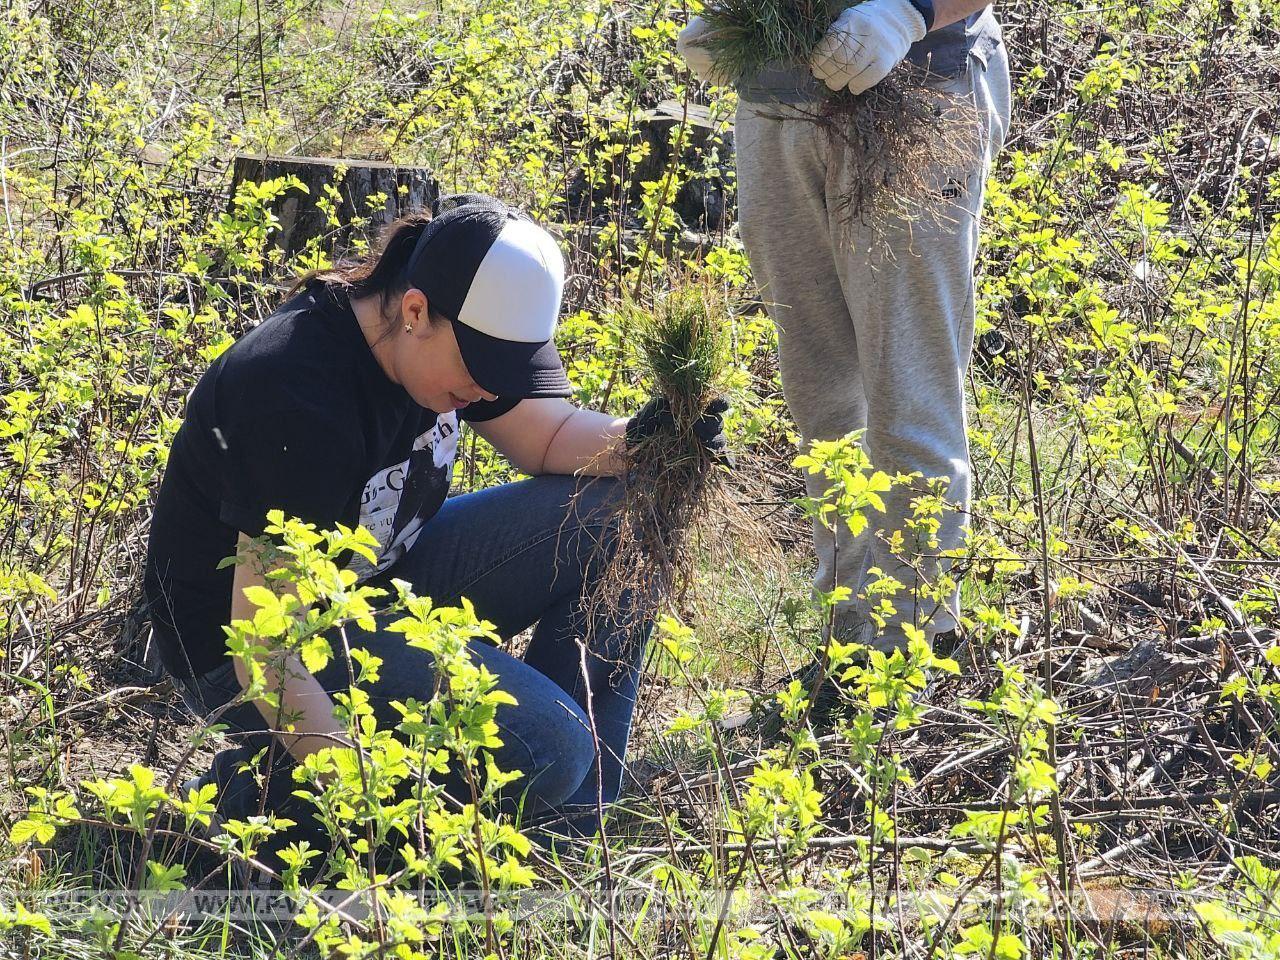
[143,280,519,679]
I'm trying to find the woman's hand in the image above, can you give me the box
[229,533,353,768]
[472,395,732,478]
[312,741,375,788]
[626,396,732,466]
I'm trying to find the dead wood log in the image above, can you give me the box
[1077,633,1223,713]
[230,155,439,259]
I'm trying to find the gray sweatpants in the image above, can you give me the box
[736,43,1012,650]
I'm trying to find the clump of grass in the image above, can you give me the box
[695,0,847,82]
[815,66,977,232]
[695,0,977,228]
[635,283,727,428]
[579,281,752,626]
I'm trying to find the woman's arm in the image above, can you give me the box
[469,398,628,477]
[229,533,356,764]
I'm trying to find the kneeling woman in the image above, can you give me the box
[143,194,723,875]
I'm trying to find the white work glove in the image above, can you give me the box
[809,0,928,96]
[676,15,729,85]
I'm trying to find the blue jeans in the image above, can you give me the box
[171,474,650,856]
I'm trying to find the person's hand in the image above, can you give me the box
[626,395,733,467]
[809,0,928,96]
[676,16,730,85]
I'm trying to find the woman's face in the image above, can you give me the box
[385,290,498,415]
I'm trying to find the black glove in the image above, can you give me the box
[625,396,733,467]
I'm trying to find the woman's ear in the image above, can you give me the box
[400,288,432,335]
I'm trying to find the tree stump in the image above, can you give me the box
[563,102,735,233]
[230,155,439,260]
[629,104,735,232]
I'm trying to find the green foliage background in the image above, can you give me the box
[2,0,1280,955]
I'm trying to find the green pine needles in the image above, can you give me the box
[696,0,853,82]
[634,283,729,429]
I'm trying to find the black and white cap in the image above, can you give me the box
[404,193,572,399]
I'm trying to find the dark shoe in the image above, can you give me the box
[719,649,865,742]
[176,771,267,889]
[932,628,960,658]
[176,752,300,890]
[720,622,958,741]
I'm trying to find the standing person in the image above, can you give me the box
[143,194,727,882]
[677,1,1011,655]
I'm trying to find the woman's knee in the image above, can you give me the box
[542,474,624,537]
[502,708,597,810]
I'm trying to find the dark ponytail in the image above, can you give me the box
[288,210,448,332]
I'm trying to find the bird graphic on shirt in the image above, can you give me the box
[387,445,449,558]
